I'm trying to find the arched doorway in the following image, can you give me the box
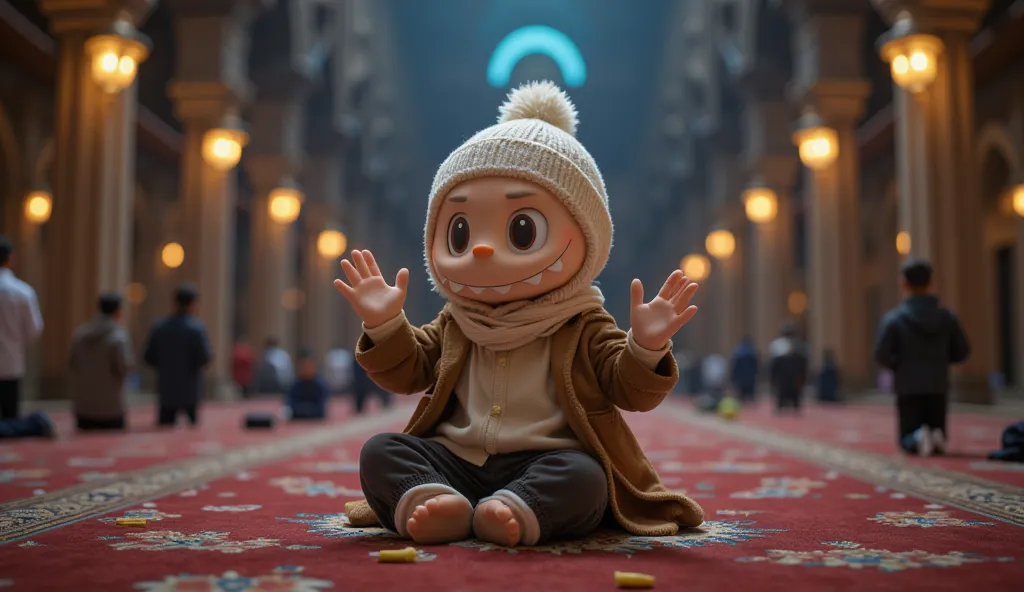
[979,138,1017,388]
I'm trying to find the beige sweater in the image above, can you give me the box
[365,312,669,466]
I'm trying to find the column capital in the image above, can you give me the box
[167,0,274,17]
[245,155,299,194]
[791,79,873,124]
[40,0,156,34]
[751,155,801,196]
[871,0,990,32]
[168,81,249,127]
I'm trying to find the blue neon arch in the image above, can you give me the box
[487,25,587,88]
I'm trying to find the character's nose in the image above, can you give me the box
[472,244,495,258]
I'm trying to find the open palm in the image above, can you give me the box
[629,270,699,351]
[333,249,409,328]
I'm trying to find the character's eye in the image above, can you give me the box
[506,208,548,253]
[448,215,470,256]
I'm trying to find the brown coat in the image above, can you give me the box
[346,307,704,535]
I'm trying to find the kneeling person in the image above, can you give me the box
[70,292,133,431]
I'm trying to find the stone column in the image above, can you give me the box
[38,0,154,397]
[299,134,344,360]
[167,0,264,400]
[742,95,800,358]
[784,0,872,388]
[707,152,747,356]
[246,95,309,357]
[873,0,994,401]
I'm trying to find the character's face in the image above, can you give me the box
[431,177,586,304]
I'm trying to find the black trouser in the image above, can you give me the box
[737,386,756,402]
[0,412,50,439]
[359,433,608,544]
[775,388,801,411]
[897,394,947,453]
[76,416,126,431]
[0,379,20,419]
[158,405,198,426]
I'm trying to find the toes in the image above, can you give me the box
[412,505,430,520]
[407,517,419,535]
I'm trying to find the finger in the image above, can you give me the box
[657,269,685,299]
[671,282,699,312]
[630,279,644,310]
[670,305,699,332]
[351,250,372,278]
[363,250,383,277]
[333,278,356,301]
[340,259,362,286]
[395,268,409,292]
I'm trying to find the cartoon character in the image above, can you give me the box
[334,82,704,547]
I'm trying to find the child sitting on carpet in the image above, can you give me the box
[285,350,328,421]
[334,82,704,547]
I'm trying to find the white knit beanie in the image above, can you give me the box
[423,81,614,309]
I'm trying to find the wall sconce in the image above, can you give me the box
[896,231,912,255]
[680,254,710,282]
[126,282,147,305]
[788,290,808,315]
[705,229,736,260]
[24,189,52,225]
[792,110,839,171]
[1011,184,1024,217]
[85,14,150,94]
[878,12,943,94]
[268,178,304,224]
[317,228,348,259]
[202,111,248,171]
[742,178,778,224]
[161,242,184,269]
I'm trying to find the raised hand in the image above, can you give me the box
[333,250,409,328]
[629,270,699,351]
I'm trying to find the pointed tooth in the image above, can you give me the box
[491,285,512,294]
[469,286,485,294]
[449,282,464,293]
[547,258,563,272]
[523,272,544,285]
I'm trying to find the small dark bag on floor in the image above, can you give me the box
[988,421,1024,462]
[244,413,275,429]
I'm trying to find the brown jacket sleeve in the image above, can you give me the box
[354,311,446,395]
[584,314,679,412]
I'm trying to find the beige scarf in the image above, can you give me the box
[446,285,606,352]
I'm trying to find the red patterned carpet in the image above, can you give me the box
[0,397,1021,591]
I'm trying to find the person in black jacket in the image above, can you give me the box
[144,284,212,427]
[769,322,809,413]
[875,259,971,456]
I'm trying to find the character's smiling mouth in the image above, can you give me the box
[441,242,571,295]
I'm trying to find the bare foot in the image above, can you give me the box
[406,494,473,544]
[472,499,521,547]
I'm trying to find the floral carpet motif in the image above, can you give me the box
[737,541,1016,572]
[867,511,996,528]
[269,477,364,498]
[201,505,263,512]
[109,530,282,554]
[99,509,181,523]
[296,462,359,473]
[450,520,786,555]
[659,461,781,474]
[278,513,398,541]
[730,477,827,499]
[133,566,334,591]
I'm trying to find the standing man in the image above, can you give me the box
[69,292,134,431]
[144,284,212,427]
[0,235,43,418]
[769,322,810,413]
[875,259,971,456]
[730,336,760,402]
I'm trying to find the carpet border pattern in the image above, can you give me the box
[0,407,407,543]
[666,406,1024,527]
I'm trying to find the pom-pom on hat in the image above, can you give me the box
[424,81,614,309]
